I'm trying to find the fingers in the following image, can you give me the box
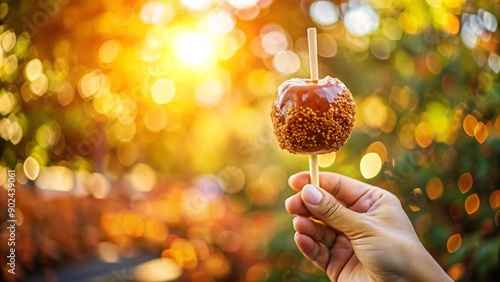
[285,193,312,217]
[294,232,331,271]
[293,219,355,282]
[301,184,367,238]
[293,217,337,248]
[284,183,378,217]
[289,172,374,208]
[325,235,356,281]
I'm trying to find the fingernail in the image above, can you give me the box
[302,184,322,205]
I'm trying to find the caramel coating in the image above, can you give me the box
[271,76,356,154]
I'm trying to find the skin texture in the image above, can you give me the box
[285,172,453,282]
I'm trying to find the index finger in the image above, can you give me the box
[288,171,373,207]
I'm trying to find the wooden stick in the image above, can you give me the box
[309,153,319,186]
[307,28,320,186]
[307,28,319,82]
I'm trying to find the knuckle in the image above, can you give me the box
[322,197,340,219]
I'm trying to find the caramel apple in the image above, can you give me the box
[271,76,355,154]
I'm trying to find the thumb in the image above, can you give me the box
[301,184,366,237]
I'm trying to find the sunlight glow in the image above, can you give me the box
[174,31,216,69]
[0,1,498,281]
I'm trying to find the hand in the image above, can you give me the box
[285,172,452,282]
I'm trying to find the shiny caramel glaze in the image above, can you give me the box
[271,76,356,154]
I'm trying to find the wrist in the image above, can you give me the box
[404,241,452,282]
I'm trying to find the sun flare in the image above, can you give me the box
[173,31,216,70]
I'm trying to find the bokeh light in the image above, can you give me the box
[261,25,288,56]
[426,177,443,201]
[489,190,500,209]
[129,163,157,192]
[447,233,462,253]
[465,193,480,215]
[458,172,473,194]
[1,0,499,281]
[97,242,120,263]
[310,1,339,27]
[141,1,174,25]
[344,4,379,37]
[134,258,182,282]
[205,9,236,35]
[79,70,107,99]
[360,152,382,179]
[86,173,111,199]
[23,156,39,180]
[35,166,74,192]
[272,50,301,75]
[24,58,42,81]
[318,152,336,168]
[151,78,176,105]
[360,95,388,129]
[99,39,121,64]
[448,263,465,280]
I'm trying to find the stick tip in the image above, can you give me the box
[307,27,319,81]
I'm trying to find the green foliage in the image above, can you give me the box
[0,0,499,281]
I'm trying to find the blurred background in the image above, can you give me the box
[0,0,499,281]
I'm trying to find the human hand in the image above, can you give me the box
[285,172,452,282]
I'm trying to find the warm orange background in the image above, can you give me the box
[0,0,499,281]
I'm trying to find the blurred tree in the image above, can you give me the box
[0,0,499,281]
